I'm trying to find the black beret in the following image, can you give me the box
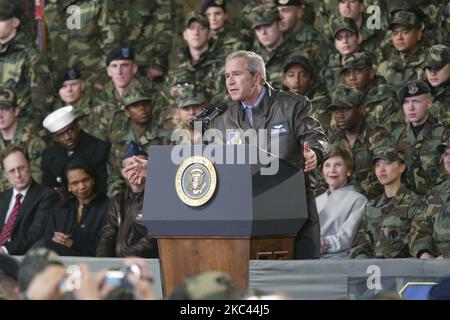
[106,47,135,65]
[276,0,303,6]
[398,80,431,105]
[201,0,226,12]
[56,67,82,90]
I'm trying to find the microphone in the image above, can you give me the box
[189,103,228,128]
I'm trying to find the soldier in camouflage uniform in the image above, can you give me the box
[170,83,207,145]
[350,148,422,258]
[320,0,385,59]
[0,1,53,127]
[410,135,450,259]
[91,47,154,141]
[320,17,361,94]
[239,0,272,47]
[275,0,331,70]
[54,67,100,137]
[201,0,248,57]
[376,10,427,92]
[387,80,449,196]
[117,0,173,84]
[326,85,386,200]
[0,88,46,192]
[423,45,450,125]
[44,0,122,87]
[166,11,226,105]
[108,86,166,197]
[251,4,325,90]
[340,52,401,129]
[282,54,332,135]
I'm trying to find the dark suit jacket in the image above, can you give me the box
[41,130,111,195]
[45,194,110,256]
[0,181,59,255]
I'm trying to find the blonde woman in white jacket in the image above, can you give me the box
[316,145,367,259]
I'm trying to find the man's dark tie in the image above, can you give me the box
[0,193,23,245]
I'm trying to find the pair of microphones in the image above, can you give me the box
[189,103,228,128]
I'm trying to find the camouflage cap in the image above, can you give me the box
[106,47,135,65]
[283,54,316,76]
[0,254,20,281]
[172,83,206,108]
[201,0,226,12]
[0,87,17,108]
[251,4,280,29]
[184,11,210,29]
[328,85,364,110]
[276,0,303,6]
[340,52,373,74]
[330,17,358,39]
[437,133,449,154]
[123,85,152,108]
[388,0,427,21]
[0,1,21,21]
[168,271,242,300]
[424,45,450,71]
[18,248,64,292]
[372,147,406,164]
[398,80,431,105]
[389,10,422,30]
[56,67,82,90]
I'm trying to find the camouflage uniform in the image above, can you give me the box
[388,82,449,195]
[0,27,53,126]
[166,12,226,105]
[0,120,47,192]
[320,17,360,94]
[326,85,386,199]
[282,54,332,135]
[410,138,450,258]
[251,4,329,89]
[44,0,122,86]
[423,45,450,125]
[377,46,426,93]
[340,53,401,129]
[107,87,166,197]
[91,76,154,141]
[377,10,428,91]
[350,184,422,258]
[410,178,450,258]
[213,28,248,57]
[117,0,173,76]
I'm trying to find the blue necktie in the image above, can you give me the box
[244,106,253,126]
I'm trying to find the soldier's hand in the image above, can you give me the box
[303,141,317,172]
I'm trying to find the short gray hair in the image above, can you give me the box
[225,50,266,83]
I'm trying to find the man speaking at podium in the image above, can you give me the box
[208,50,331,259]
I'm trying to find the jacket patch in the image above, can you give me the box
[269,122,289,136]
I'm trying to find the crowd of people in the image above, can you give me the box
[0,0,449,299]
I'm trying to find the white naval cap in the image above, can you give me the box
[42,106,76,133]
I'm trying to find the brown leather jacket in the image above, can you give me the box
[208,84,331,259]
[208,84,331,170]
[96,188,158,258]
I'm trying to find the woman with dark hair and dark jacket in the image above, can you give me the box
[44,158,109,256]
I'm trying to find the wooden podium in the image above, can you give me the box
[143,145,308,296]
